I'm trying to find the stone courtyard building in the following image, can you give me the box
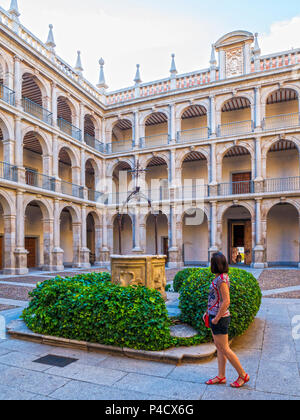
[0,1,299,275]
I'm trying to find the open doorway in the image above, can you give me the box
[228,220,252,266]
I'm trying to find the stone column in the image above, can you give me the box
[3,214,16,275]
[209,95,216,137]
[254,86,262,130]
[132,207,143,254]
[14,117,24,181]
[51,83,58,127]
[133,110,139,149]
[3,139,14,165]
[209,143,218,196]
[252,198,265,268]
[14,56,22,108]
[72,221,82,268]
[80,205,91,268]
[169,103,176,143]
[52,199,64,271]
[209,201,218,260]
[176,215,184,268]
[298,216,300,268]
[94,218,102,265]
[14,190,29,275]
[42,217,54,271]
[100,209,110,266]
[168,204,180,268]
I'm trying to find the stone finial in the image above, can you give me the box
[134,64,142,85]
[97,58,108,90]
[210,44,217,67]
[170,54,177,76]
[9,0,20,19]
[46,24,56,51]
[253,33,261,56]
[75,51,83,76]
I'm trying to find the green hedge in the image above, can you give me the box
[179,268,262,341]
[22,273,178,351]
[173,268,200,292]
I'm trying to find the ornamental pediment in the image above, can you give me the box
[215,31,254,50]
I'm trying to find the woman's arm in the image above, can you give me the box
[211,282,230,324]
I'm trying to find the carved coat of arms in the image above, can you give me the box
[226,47,243,78]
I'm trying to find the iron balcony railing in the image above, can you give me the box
[218,120,254,137]
[148,187,170,202]
[263,113,300,131]
[87,189,105,203]
[25,169,56,192]
[106,140,134,154]
[140,133,170,149]
[57,117,82,141]
[0,161,18,182]
[177,185,209,200]
[0,84,15,106]
[84,133,105,153]
[60,180,84,199]
[218,180,254,196]
[22,97,53,125]
[177,127,210,143]
[264,176,300,193]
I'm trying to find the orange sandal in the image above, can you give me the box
[230,374,250,388]
[206,376,227,385]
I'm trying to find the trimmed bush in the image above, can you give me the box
[179,267,262,341]
[22,274,176,351]
[173,268,200,292]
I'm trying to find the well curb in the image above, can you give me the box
[7,320,217,365]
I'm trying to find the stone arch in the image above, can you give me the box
[59,204,81,267]
[22,128,51,156]
[59,204,81,224]
[24,198,53,269]
[0,189,16,273]
[57,94,78,125]
[0,113,14,140]
[182,207,209,266]
[265,200,300,266]
[0,189,15,216]
[0,53,10,85]
[261,85,300,106]
[262,136,300,160]
[216,142,255,184]
[21,70,49,108]
[57,143,80,168]
[216,93,254,113]
[176,101,209,120]
[23,196,52,219]
[219,202,255,266]
[140,109,170,127]
[106,158,134,178]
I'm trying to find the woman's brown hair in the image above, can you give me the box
[211,252,229,275]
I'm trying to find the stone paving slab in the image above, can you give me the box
[112,372,207,400]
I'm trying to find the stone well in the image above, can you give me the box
[111,255,167,300]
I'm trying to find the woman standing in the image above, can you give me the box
[204,252,250,388]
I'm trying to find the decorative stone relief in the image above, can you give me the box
[225,47,243,78]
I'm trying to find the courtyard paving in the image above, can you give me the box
[0,267,300,400]
[0,297,299,400]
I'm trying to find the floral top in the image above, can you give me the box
[207,274,230,317]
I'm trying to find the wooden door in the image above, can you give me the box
[0,236,3,270]
[25,237,37,268]
[232,172,251,194]
[162,237,169,262]
[244,220,252,265]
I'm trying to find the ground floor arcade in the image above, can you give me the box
[0,188,299,274]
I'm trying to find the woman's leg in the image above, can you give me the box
[213,334,247,385]
[207,333,227,383]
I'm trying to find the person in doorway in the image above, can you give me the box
[204,252,250,388]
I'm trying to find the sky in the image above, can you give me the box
[1,0,300,91]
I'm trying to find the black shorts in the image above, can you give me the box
[209,315,231,336]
